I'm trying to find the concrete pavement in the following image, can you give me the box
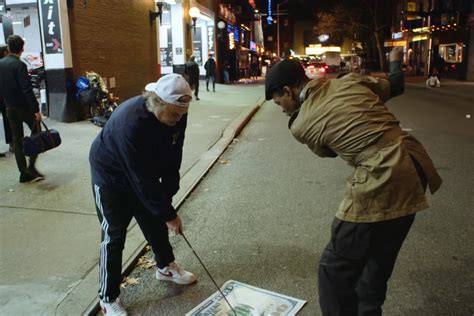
[0,81,264,315]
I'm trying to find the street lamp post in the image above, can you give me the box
[277,0,288,58]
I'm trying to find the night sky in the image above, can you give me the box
[254,0,332,21]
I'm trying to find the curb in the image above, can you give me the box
[54,98,265,316]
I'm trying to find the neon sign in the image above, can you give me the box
[267,0,272,24]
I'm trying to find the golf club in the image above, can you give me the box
[181,233,237,316]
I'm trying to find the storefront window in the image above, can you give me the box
[439,43,462,63]
[160,4,173,66]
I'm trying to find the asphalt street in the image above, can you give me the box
[116,82,474,315]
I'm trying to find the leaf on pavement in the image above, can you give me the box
[218,157,230,165]
[137,256,156,270]
[120,277,140,288]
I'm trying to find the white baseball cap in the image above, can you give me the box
[145,73,193,107]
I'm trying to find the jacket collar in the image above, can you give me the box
[288,79,327,129]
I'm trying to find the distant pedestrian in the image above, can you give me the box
[250,56,259,80]
[0,44,12,157]
[204,54,216,92]
[184,55,200,100]
[339,59,346,72]
[432,54,446,78]
[89,74,197,316]
[222,59,230,84]
[265,46,442,315]
[0,35,43,182]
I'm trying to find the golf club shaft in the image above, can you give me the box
[181,234,237,316]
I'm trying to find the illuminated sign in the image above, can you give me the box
[392,32,403,39]
[228,32,235,49]
[384,40,407,47]
[267,0,272,24]
[207,26,214,54]
[227,24,235,49]
[234,26,239,42]
[250,41,256,51]
[305,44,341,55]
[411,35,428,42]
[318,34,329,42]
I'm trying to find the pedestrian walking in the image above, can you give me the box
[432,54,446,78]
[204,54,216,92]
[0,44,12,157]
[184,55,200,100]
[339,59,346,72]
[265,47,442,316]
[89,74,197,316]
[250,56,259,80]
[0,35,43,181]
[429,54,446,87]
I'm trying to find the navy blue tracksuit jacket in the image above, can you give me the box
[89,95,186,221]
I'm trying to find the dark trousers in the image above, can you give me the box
[206,75,215,91]
[6,106,39,173]
[319,156,428,316]
[92,184,175,302]
[1,100,12,145]
[192,80,199,98]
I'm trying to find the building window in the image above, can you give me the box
[439,43,462,63]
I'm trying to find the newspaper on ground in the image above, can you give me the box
[186,280,306,316]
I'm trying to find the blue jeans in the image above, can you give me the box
[206,75,215,91]
[223,71,229,84]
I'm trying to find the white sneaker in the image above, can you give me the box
[100,297,127,316]
[156,262,197,284]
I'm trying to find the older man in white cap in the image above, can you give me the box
[89,74,196,316]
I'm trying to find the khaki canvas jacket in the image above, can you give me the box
[289,74,442,223]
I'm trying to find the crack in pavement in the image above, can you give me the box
[0,205,95,216]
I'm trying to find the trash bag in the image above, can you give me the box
[78,87,103,106]
[75,76,90,90]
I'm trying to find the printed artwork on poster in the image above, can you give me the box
[160,28,173,66]
[192,26,202,65]
[186,280,307,316]
[41,0,62,54]
[207,25,215,55]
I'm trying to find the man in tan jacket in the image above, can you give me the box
[265,48,442,316]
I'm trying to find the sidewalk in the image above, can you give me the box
[0,81,264,315]
[404,77,474,101]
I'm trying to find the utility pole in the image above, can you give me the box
[277,0,288,58]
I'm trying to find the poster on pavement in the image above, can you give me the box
[186,280,306,316]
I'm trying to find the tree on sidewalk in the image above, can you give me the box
[313,0,396,72]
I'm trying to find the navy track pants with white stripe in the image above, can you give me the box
[93,183,175,302]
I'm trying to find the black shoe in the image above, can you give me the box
[29,167,45,178]
[196,97,200,100]
[0,153,5,157]
[20,171,44,183]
